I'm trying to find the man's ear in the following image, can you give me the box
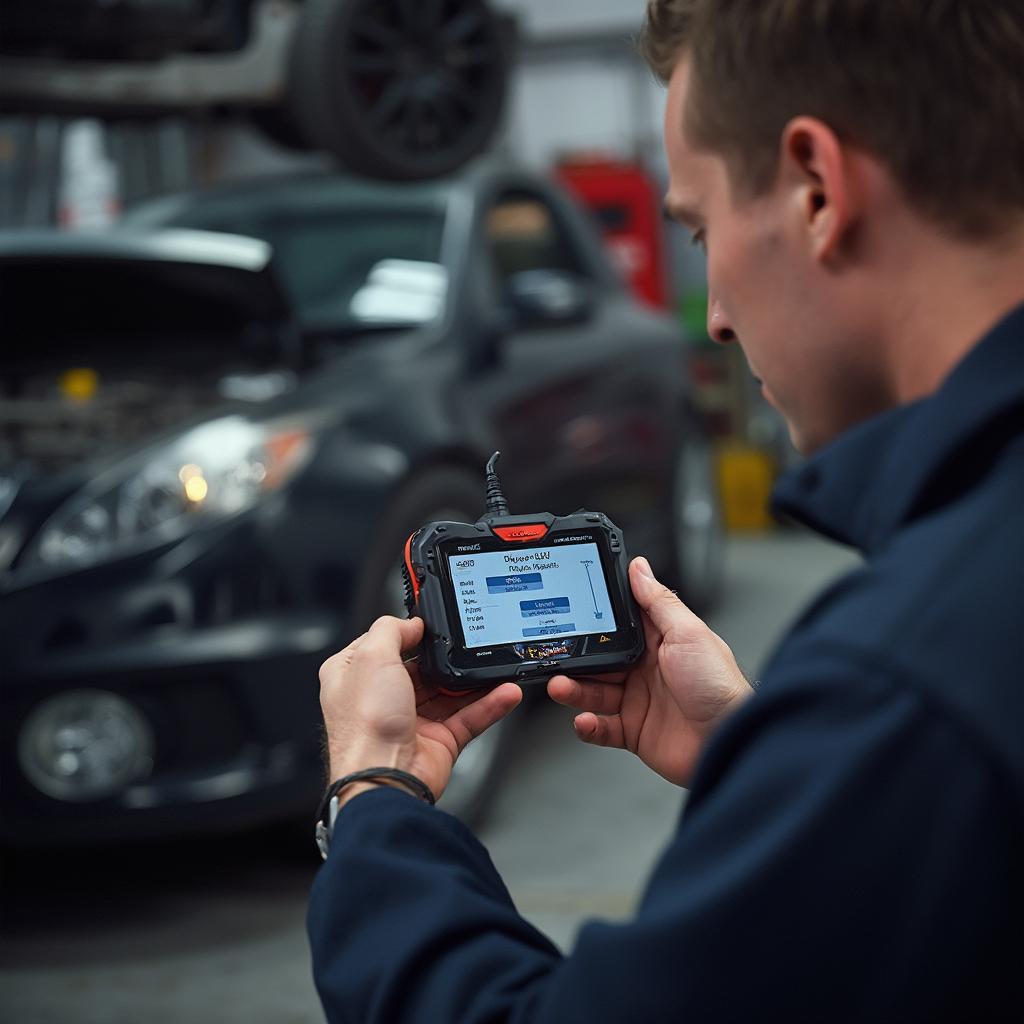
[779,116,856,264]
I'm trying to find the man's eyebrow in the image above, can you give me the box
[662,197,701,228]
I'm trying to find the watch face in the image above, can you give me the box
[315,820,330,861]
[315,793,341,861]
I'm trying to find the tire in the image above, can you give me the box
[351,467,520,824]
[285,0,510,180]
[670,431,725,614]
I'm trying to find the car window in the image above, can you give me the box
[158,205,448,329]
[486,193,587,286]
[257,209,447,327]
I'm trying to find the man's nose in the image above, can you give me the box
[706,295,736,344]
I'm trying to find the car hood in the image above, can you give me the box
[0,227,294,333]
[0,228,298,477]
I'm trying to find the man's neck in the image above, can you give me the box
[880,222,1024,404]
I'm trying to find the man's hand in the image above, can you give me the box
[547,557,752,787]
[319,615,522,806]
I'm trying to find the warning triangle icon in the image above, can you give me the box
[599,635,612,643]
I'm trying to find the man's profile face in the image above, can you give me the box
[662,56,884,454]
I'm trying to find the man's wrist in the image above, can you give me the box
[334,778,404,810]
[327,743,404,788]
[315,768,436,860]
[323,767,436,813]
[709,681,754,736]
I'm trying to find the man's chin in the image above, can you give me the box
[785,419,816,457]
[787,424,806,455]
[765,388,824,455]
[788,417,845,456]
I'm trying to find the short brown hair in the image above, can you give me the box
[639,0,1024,240]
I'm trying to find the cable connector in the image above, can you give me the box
[484,451,510,518]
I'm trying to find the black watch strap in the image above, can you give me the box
[314,767,436,861]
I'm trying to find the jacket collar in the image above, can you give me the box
[773,302,1024,555]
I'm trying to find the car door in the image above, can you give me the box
[456,181,685,552]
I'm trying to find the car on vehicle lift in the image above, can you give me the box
[0,161,723,844]
[0,0,512,181]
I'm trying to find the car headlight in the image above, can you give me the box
[18,690,155,801]
[29,416,314,571]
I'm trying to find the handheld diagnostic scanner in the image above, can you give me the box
[402,453,645,692]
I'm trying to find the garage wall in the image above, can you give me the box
[499,0,643,36]
[496,0,666,172]
[502,56,664,172]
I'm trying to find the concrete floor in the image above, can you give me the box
[0,532,861,1024]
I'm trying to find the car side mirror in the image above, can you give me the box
[504,269,594,328]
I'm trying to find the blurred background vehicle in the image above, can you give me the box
[0,0,513,181]
[0,161,721,843]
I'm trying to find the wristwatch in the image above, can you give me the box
[314,790,342,861]
[313,767,437,861]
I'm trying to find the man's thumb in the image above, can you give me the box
[629,557,699,635]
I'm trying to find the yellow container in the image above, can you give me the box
[716,443,777,531]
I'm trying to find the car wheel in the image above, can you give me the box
[284,0,510,180]
[352,467,519,824]
[671,432,725,614]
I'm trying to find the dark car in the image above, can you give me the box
[0,163,722,844]
[0,0,512,180]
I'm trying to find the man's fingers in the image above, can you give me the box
[321,616,424,699]
[442,683,523,754]
[398,615,425,652]
[416,688,480,718]
[640,605,662,659]
[358,615,425,662]
[403,658,427,696]
[629,557,703,637]
[547,675,624,716]
[573,712,626,749]
[319,630,368,687]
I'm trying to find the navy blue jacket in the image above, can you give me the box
[309,305,1024,1022]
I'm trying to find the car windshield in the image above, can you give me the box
[227,207,447,330]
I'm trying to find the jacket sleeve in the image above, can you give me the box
[308,646,1018,1024]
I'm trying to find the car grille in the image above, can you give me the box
[0,371,225,475]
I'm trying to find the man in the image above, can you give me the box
[309,1,1024,1019]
